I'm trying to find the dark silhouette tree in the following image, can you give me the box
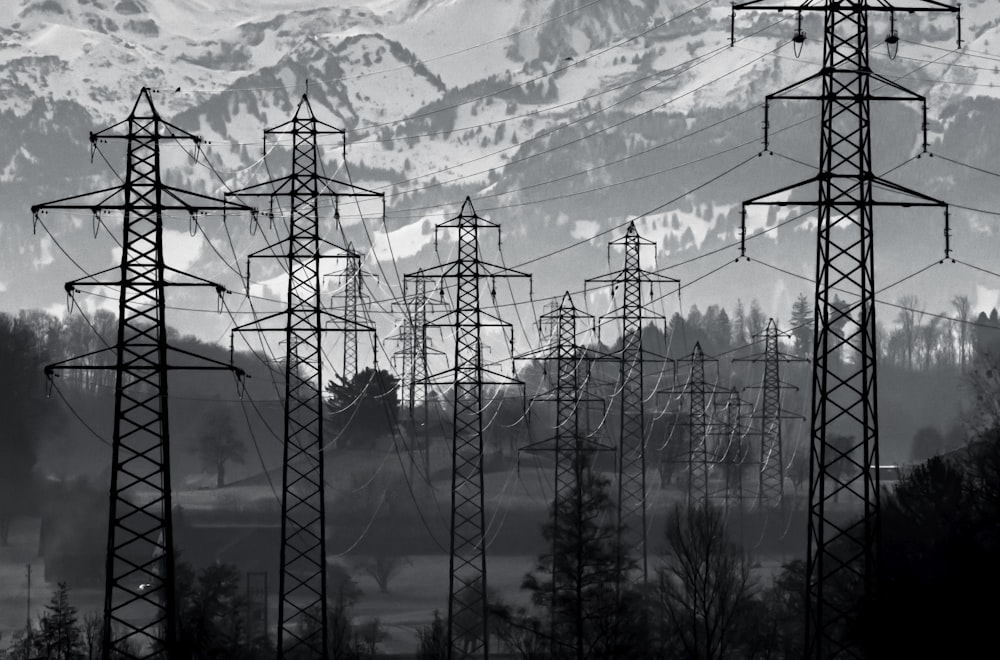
[0,312,53,544]
[732,299,747,348]
[655,504,756,660]
[191,409,246,488]
[789,294,813,358]
[951,295,972,372]
[416,610,448,660]
[325,367,399,449]
[521,461,642,659]
[910,425,944,463]
[747,300,766,353]
[354,553,411,594]
[36,582,81,660]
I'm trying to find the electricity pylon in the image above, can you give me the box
[520,293,613,660]
[662,342,726,509]
[735,318,806,510]
[228,94,380,660]
[716,387,751,519]
[328,243,367,382]
[586,221,677,582]
[407,197,530,659]
[31,88,254,660]
[732,3,959,657]
[392,271,444,480]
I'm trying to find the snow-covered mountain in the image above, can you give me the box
[2,0,1000,348]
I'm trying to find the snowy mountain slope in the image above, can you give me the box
[1,0,999,345]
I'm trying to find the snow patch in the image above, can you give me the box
[33,236,53,268]
[163,228,205,272]
[571,219,599,240]
[370,214,441,261]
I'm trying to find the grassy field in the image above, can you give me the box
[1,448,812,655]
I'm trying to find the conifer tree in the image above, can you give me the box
[37,582,81,660]
[522,461,639,659]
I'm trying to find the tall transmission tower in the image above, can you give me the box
[735,319,805,510]
[229,94,380,660]
[732,3,959,657]
[408,197,530,659]
[521,293,612,660]
[392,271,444,480]
[329,244,365,382]
[717,387,751,520]
[586,221,677,582]
[31,88,254,660]
[663,342,724,509]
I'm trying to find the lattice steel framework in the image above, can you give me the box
[408,198,530,659]
[230,94,380,660]
[671,343,717,509]
[31,88,254,660]
[733,3,958,657]
[736,319,805,510]
[521,293,612,660]
[718,388,751,517]
[393,272,441,419]
[392,272,443,479]
[334,245,363,382]
[586,221,676,582]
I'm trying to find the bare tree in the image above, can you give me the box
[190,409,246,488]
[953,295,972,371]
[354,553,411,594]
[919,316,942,371]
[82,612,101,660]
[897,295,922,370]
[656,504,756,660]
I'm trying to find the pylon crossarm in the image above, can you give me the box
[167,345,246,376]
[406,261,461,280]
[162,266,230,292]
[44,347,118,375]
[766,70,826,102]
[868,72,926,101]
[93,117,200,145]
[226,176,296,197]
[742,175,823,208]
[64,267,120,292]
[247,237,352,260]
[160,185,257,214]
[520,436,614,453]
[424,310,513,330]
[733,1,957,12]
[30,186,124,214]
[312,175,383,197]
[587,268,679,285]
[421,369,523,389]
[324,313,376,333]
[265,116,344,137]
[597,309,666,332]
[870,178,948,207]
[231,309,374,333]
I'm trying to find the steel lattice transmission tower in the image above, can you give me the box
[735,319,805,510]
[521,293,612,660]
[733,3,959,657]
[392,271,443,479]
[330,244,365,382]
[663,342,722,509]
[408,198,530,659]
[31,88,254,660]
[718,387,751,518]
[586,221,677,581]
[229,94,380,660]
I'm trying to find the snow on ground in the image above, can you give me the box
[381,0,527,89]
[370,215,440,261]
